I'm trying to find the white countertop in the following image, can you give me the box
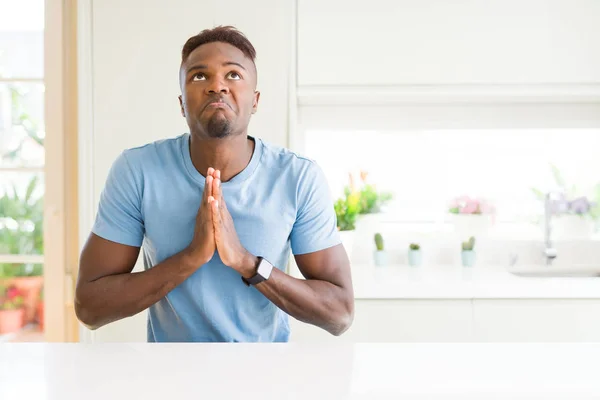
[351,264,600,299]
[1,343,600,399]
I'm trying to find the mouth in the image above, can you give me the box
[204,99,231,111]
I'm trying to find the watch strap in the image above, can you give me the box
[241,256,271,286]
[242,273,266,286]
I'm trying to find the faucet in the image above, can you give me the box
[543,192,558,265]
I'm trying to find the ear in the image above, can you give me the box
[251,91,260,114]
[178,95,185,117]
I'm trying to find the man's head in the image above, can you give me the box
[178,26,260,139]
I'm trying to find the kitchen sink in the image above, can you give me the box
[507,264,600,278]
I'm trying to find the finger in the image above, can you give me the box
[214,169,221,180]
[207,167,215,177]
[207,196,215,219]
[205,175,213,202]
[213,177,221,203]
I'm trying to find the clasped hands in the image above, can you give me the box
[187,167,256,278]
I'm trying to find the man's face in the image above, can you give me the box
[179,41,259,139]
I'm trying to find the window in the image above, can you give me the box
[0,0,45,335]
[299,105,600,239]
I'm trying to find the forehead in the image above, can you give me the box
[183,41,251,70]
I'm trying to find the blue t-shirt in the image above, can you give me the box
[92,133,341,342]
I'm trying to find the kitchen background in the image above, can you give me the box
[1,0,600,343]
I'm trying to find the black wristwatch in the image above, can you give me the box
[242,257,274,286]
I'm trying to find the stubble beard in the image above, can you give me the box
[206,113,233,139]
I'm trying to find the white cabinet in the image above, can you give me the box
[298,0,600,87]
[290,299,600,343]
[289,299,473,342]
[473,299,600,342]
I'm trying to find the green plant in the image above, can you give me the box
[374,233,384,251]
[334,191,360,231]
[350,170,392,214]
[0,82,45,278]
[409,243,420,251]
[358,184,393,214]
[0,284,25,310]
[0,176,44,278]
[461,236,476,252]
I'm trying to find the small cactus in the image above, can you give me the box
[374,233,384,251]
[462,236,476,251]
[409,243,420,251]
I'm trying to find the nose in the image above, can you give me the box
[206,76,229,95]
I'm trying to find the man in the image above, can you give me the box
[75,26,354,342]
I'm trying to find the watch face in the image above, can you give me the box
[257,258,274,279]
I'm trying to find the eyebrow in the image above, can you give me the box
[187,61,246,74]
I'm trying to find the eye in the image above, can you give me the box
[192,73,206,81]
[227,71,241,80]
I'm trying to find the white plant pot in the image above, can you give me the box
[339,230,355,261]
[355,213,383,263]
[552,215,595,240]
[451,214,493,237]
[407,249,422,267]
[373,250,387,267]
[461,250,476,267]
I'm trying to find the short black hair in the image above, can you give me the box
[181,25,256,66]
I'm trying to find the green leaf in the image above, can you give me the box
[25,176,38,203]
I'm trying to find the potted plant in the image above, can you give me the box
[373,233,387,266]
[334,188,360,261]
[461,236,476,267]
[448,195,495,237]
[0,283,25,334]
[408,243,422,266]
[0,176,44,324]
[355,170,393,234]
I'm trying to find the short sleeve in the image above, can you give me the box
[290,161,341,255]
[92,151,145,247]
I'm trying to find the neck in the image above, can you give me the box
[189,133,254,182]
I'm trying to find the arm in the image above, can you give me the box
[75,151,217,330]
[75,234,200,330]
[209,164,354,336]
[238,245,354,336]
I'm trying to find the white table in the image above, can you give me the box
[1,343,600,399]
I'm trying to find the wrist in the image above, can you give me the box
[238,251,259,279]
[182,247,210,271]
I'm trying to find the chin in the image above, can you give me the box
[205,115,233,138]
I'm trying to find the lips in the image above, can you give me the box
[204,98,231,111]
[207,102,228,108]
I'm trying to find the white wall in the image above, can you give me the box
[298,0,600,86]
[79,0,600,342]
[78,0,294,342]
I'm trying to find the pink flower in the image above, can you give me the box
[460,199,479,214]
[449,195,496,215]
[6,286,21,300]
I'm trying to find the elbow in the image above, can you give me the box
[74,297,103,331]
[329,297,355,336]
